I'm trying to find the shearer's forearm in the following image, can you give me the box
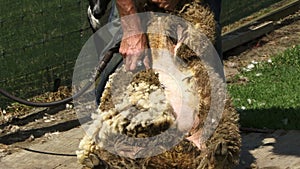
[116,0,143,36]
[116,0,137,16]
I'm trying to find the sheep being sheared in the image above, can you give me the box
[77,0,241,168]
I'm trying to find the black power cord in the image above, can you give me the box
[0,45,119,107]
[15,146,77,157]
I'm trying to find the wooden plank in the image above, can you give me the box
[222,22,275,52]
[222,0,300,52]
[0,127,84,169]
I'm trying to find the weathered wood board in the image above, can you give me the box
[222,0,300,52]
[0,127,84,169]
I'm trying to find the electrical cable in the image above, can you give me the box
[0,44,119,107]
[15,146,77,157]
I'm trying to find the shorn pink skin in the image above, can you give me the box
[155,39,205,150]
[162,70,205,150]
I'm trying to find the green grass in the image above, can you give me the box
[228,45,300,129]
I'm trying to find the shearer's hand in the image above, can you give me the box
[119,33,150,71]
[151,0,180,10]
[116,0,151,71]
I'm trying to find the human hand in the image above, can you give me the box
[116,0,151,71]
[151,0,180,10]
[119,33,151,71]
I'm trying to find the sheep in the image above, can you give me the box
[77,0,241,168]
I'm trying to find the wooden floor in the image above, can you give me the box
[0,127,84,169]
[1,125,300,169]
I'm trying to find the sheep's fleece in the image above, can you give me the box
[77,0,241,168]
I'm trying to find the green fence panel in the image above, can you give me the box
[0,0,92,108]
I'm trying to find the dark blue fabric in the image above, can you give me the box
[206,0,222,21]
[205,0,222,60]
